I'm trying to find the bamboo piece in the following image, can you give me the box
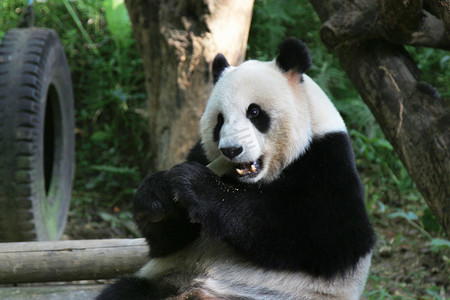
[206,155,234,177]
[0,238,148,284]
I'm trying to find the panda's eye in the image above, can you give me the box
[247,104,260,119]
[247,103,270,133]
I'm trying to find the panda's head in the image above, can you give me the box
[200,38,345,183]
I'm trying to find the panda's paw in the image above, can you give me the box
[134,171,174,224]
[166,161,216,207]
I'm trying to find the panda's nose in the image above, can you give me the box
[220,146,243,159]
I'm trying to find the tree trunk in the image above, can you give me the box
[309,0,450,237]
[124,0,254,171]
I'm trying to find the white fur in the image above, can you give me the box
[302,74,346,136]
[138,236,371,299]
[200,60,346,184]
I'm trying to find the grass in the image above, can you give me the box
[1,0,449,297]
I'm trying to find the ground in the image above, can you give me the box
[368,246,448,299]
[365,217,449,299]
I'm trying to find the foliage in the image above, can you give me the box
[102,0,132,48]
[405,46,450,97]
[0,0,148,216]
[0,0,25,40]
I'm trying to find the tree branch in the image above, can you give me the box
[434,0,450,41]
[320,0,450,50]
[310,0,450,237]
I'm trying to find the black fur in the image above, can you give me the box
[132,141,210,258]
[186,141,209,166]
[213,113,224,143]
[276,38,312,74]
[96,276,178,300]
[247,103,271,133]
[134,171,201,257]
[167,132,375,278]
[212,53,229,84]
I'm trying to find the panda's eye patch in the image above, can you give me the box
[247,104,260,119]
[247,103,270,133]
[213,113,224,142]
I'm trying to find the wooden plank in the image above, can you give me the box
[0,238,148,284]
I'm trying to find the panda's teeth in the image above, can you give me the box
[236,162,258,176]
[236,168,246,176]
[236,168,252,176]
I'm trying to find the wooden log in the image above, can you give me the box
[0,284,104,300]
[0,238,148,284]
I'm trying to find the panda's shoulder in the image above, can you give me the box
[187,141,209,165]
[278,131,359,187]
[292,131,354,167]
[306,131,355,162]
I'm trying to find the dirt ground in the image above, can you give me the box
[365,217,449,299]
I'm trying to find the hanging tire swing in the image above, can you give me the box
[0,28,74,241]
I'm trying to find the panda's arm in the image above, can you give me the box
[166,162,302,261]
[132,141,206,257]
[167,156,374,277]
[133,171,202,257]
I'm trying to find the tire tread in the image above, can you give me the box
[0,27,74,241]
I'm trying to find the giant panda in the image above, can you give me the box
[97,38,376,300]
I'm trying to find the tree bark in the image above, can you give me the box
[124,0,254,171]
[320,0,450,51]
[310,0,450,237]
[430,0,450,40]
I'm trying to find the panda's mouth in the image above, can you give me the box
[235,157,263,177]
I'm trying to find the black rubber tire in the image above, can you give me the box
[0,28,74,241]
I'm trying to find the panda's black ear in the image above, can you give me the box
[276,38,312,74]
[212,53,229,84]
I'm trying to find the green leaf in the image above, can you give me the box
[103,0,132,47]
[91,165,138,176]
[374,139,393,150]
[439,55,450,70]
[98,211,116,223]
[388,211,418,221]
[430,238,450,253]
[421,207,442,232]
[90,131,111,143]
